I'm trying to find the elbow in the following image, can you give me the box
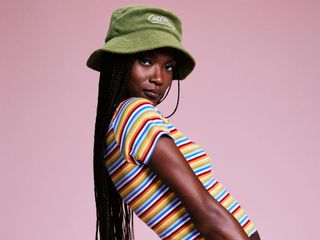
[191,204,249,240]
[193,209,228,239]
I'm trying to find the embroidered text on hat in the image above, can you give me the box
[147,15,176,31]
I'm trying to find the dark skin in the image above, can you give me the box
[250,231,261,240]
[127,48,176,105]
[127,47,261,240]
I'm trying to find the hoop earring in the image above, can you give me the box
[165,80,180,118]
[157,83,172,104]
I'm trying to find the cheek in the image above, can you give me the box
[129,66,146,85]
[127,69,144,95]
[127,78,138,96]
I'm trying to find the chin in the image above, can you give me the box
[149,99,159,105]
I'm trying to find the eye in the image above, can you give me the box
[139,56,152,66]
[165,62,176,71]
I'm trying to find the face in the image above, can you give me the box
[127,48,176,105]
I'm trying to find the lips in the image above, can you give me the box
[143,89,163,100]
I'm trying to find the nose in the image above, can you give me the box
[149,65,163,86]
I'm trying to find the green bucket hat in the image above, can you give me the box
[86,6,195,80]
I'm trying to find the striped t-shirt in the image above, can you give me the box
[105,97,257,239]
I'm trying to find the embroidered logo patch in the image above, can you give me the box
[147,15,176,31]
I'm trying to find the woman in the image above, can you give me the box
[87,6,261,240]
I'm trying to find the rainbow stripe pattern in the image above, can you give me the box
[105,97,257,239]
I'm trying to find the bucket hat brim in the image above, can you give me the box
[86,29,195,80]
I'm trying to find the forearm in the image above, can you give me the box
[149,137,252,239]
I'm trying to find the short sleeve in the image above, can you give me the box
[111,98,172,165]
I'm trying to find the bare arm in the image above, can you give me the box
[148,136,250,240]
[250,231,261,240]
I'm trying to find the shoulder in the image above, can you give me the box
[111,97,164,126]
[110,97,171,164]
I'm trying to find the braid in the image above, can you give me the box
[93,53,134,240]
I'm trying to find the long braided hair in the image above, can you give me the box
[93,53,134,240]
[93,51,181,240]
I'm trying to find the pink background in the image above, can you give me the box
[1,0,319,239]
